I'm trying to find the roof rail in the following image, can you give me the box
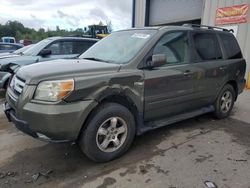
[182,24,230,32]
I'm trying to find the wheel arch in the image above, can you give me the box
[77,92,142,141]
[1,73,11,89]
[226,80,238,100]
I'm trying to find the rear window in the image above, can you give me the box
[219,34,242,59]
[192,32,222,61]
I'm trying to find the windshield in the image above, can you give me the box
[22,38,53,56]
[80,29,157,64]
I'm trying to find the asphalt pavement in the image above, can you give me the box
[0,90,249,188]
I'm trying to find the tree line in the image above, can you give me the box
[0,20,102,43]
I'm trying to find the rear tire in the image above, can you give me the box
[79,103,136,162]
[213,84,236,119]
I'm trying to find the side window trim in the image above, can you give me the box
[216,33,227,60]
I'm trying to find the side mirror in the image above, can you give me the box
[39,49,51,57]
[147,54,166,68]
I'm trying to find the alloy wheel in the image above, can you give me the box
[220,91,233,113]
[96,117,128,153]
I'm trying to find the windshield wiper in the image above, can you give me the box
[82,57,118,64]
[83,57,109,62]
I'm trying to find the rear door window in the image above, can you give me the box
[219,34,242,59]
[192,32,222,61]
[72,41,96,54]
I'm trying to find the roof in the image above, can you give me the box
[121,24,232,34]
[46,36,99,42]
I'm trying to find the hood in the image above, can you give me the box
[0,55,37,65]
[0,53,20,59]
[17,59,121,85]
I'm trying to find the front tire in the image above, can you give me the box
[214,84,236,119]
[79,103,136,162]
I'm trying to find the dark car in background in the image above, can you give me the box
[0,44,34,58]
[0,42,23,54]
[0,37,98,88]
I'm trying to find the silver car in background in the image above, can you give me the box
[0,37,98,88]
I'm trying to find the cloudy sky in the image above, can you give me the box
[0,0,132,31]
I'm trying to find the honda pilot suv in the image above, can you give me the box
[4,25,246,162]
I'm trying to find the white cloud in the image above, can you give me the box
[0,0,132,31]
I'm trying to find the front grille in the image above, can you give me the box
[9,75,25,96]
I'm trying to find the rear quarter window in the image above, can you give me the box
[219,34,242,59]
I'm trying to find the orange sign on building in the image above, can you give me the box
[215,4,248,25]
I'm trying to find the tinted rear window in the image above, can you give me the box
[220,34,242,59]
[192,33,222,61]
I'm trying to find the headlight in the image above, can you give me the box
[34,79,74,102]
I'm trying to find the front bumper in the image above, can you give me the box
[4,102,38,139]
[4,96,97,142]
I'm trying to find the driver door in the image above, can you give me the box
[144,31,198,121]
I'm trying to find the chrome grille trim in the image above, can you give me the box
[10,75,25,95]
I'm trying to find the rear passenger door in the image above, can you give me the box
[190,31,227,106]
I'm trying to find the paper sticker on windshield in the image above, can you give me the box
[131,33,150,39]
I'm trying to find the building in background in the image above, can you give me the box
[132,0,250,84]
[202,1,250,86]
[132,0,205,27]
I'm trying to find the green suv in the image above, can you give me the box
[4,25,246,162]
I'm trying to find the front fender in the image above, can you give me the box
[66,70,145,114]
